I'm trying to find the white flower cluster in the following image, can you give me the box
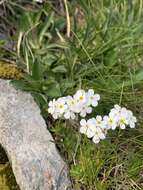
[48,89,100,119]
[80,105,137,144]
[48,89,137,144]
[80,116,106,144]
[103,104,137,130]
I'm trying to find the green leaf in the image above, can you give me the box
[52,65,67,73]
[19,12,34,32]
[32,92,47,108]
[60,79,75,93]
[45,82,61,97]
[32,59,42,80]
[39,12,54,43]
[11,80,32,91]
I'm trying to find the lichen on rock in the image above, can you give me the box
[0,62,23,79]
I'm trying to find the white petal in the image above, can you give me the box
[133,116,137,123]
[71,113,76,120]
[80,126,87,134]
[103,115,108,121]
[87,118,96,125]
[120,124,126,129]
[111,123,117,130]
[96,115,102,121]
[114,104,121,111]
[48,101,53,106]
[92,136,100,144]
[64,112,70,119]
[129,122,135,128]
[53,113,58,119]
[80,112,86,117]
[80,119,86,126]
[74,90,85,99]
[91,100,98,107]
[88,89,94,96]
[101,122,108,129]
[98,132,106,140]
[128,110,132,115]
[86,107,92,114]
[86,129,94,138]
[48,108,53,114]
[95,94,100,101]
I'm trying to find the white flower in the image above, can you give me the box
[95,115,103,127]
[87,116,106,144]
[79,105,92,117]
[52,112,61,119]
[74,90,87,104]
[109,105,127,129]
[48,91,137,146]
[92,127,106,144]
[92,117,106,143]
[109,105,137,130]
[129,116,137,128]
[127,110,137,128]
[109,104,121,119]
[48,99,56,115]
[64,111,76,120]
[118,107,129,129]
[62,96,76,119]
[66,96,75,109]
[86,89,100,107]
[92,135,100,144]
[66,96,81,113]
[56,97,67,114]
[80,119,95,138]
[103,115,117,130]
[64,109,76,120]
[48,99,63,119]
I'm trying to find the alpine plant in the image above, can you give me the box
[48,89,137,144]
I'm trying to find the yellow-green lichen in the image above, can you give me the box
[0,163,19,190]
[0,62,23,80]
[0,146,19,190]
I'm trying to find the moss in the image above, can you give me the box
[0,163,19,190]
[0,62,23,80]
[0,146,19,190]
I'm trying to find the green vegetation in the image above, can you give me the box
[0,0,143,189]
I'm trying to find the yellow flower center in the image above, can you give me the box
[97,121,101,125]
[59,105,64,109]
[109,119,113,125]
[120,118,125,124]
[79,96,84,101]
[71,101,74,105]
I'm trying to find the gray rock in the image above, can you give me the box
[0,79,72,190]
